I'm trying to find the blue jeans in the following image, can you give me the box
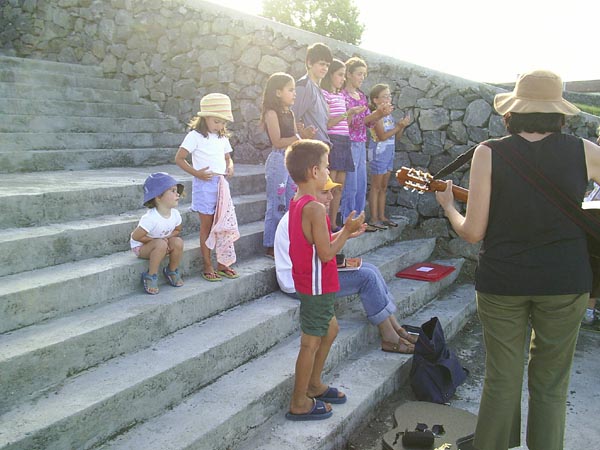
[263,150,296,247]
[337,262,397,325]
[341,140,367,221]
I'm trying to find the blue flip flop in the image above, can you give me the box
[285,399,333,421]
[313,386,347,404]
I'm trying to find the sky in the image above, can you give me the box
[205,0,599,83]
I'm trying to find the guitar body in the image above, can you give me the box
[396,167,469,203]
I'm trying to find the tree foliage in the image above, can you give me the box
[261,0,365,45]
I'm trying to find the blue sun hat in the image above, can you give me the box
[142,172,184,207]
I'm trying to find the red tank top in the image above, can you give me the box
[288,195,340,295]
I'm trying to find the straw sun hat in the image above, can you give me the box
[197,93,234,122]
[493,69,580,116]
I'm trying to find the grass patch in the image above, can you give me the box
[575,103,600,116]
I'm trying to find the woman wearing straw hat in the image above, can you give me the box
[435,70,600,450]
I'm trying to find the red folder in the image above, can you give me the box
[395,262,455,281]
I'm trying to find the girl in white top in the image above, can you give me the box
[131,172,184,295]
[175,93,238,282]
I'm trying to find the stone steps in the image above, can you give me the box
[0,164,265,228]
[0,67,123,91]
[0,98,166,119]
[0,241,451,450]
[0,82,141,104]
[0,55,186,172]
[0,147,180,173]
[0,192,266,276]
[0,114,180,133]
[0,55,103,77]
[97,264,471,450]
[0,131,184,152]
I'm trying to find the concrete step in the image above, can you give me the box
[0,240,441,450]
[0,98,166,119]
[232,284,476,450]
[0,55,104,77]
[0,220,408,334]
[97,261,469,450]
[0,82,140,104]
[0,131,184,152]
[0,114,180,133]
[0,192,266,277]
[0,147,179,173]
[0,163,266,228]
[0,67,123,91]
[0,235,421,417]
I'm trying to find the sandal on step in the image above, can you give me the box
[312,386,347,404]
[368,222,387,231]
[364,224,378,232]
[163,267,184,287]
[217,267,239,279]
[202,271,222,282]
[285,399,333,421]
[381,339,414,354]
[382,219,399,228]
[141,272,159,295]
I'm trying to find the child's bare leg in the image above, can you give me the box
[166,236,184,271]
[369,173,384,223]
[328,170,345,227]
[290,333,331,414]
[138,239,168,275]
[199,213,215,273]
[379,171,392,221]
[307,317,344,400]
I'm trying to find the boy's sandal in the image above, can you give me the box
[382,219,399,228]
[202,271,222,282]
[217,267,239,279]
[141,272,159,295]
[364,224,379,232]
[163,267,184,287]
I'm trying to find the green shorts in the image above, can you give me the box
[297,292,336,336]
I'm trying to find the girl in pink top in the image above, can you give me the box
[321,59,366,229]
[340,57,392,230]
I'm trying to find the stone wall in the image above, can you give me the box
[2,0,600,258]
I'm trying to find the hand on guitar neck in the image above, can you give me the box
[396,167,469,203]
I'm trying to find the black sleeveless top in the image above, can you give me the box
[476,133,592,295]
[266,109,295,148]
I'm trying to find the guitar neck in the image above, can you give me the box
[429,180,469,203]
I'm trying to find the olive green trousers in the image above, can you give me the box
[473,291,588,450]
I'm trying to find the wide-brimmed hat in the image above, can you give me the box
[197,93,234,122]
[323,176,342,191]
[494,70,580,116]
[142,172,184,207]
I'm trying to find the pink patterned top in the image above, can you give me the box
[342,88,369,142]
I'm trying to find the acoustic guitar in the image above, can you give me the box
[396,167,469,203]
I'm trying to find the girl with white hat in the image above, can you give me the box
[175,93,240,282]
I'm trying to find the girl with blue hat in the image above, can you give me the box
[130,172,185,294]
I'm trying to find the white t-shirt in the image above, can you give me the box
[130,208,182,249]
[180,130,233,175]
[274,212,295,293]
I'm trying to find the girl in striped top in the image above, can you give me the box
[321,59,366,230]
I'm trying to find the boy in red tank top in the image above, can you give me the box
[284,139,365,421]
